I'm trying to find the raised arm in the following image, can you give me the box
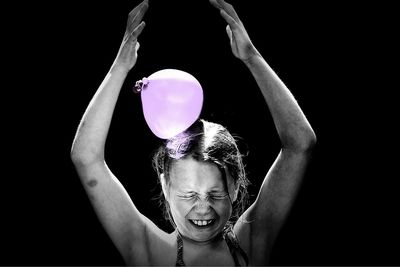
[210,0,317,264]
[70,1,150,264]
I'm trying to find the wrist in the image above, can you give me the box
[242,50,262,66]
[110,64,130,76]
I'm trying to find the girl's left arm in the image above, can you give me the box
[210,0,316,264]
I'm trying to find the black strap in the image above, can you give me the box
[224,229,249,267]
[175,230,249,266]
[176,232,185,266]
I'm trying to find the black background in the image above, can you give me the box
[2,0,398,266]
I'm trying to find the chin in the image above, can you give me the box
[183,218,225,242]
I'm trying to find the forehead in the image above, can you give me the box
[169,157,225,191]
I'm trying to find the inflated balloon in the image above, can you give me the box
[134,69,204,139]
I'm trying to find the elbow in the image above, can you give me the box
[281,128,317,153]
[70,148,85,166]
[70,149,83,166]
[303,132,317,152]
[302,127,317,150]
[70,146,104,166]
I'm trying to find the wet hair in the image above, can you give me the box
[152,119,250,230]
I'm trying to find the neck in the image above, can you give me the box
[176,230,224,248]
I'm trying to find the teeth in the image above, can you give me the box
[192,219,213,226]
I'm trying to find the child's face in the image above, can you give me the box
[165,157,236,242]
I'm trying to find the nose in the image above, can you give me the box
[194,197,212,213]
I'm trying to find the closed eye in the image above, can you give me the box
[178,194,196,199]
[209,193,229,200]
[176,192,229,201]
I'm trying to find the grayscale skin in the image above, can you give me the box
[70,0,316,265]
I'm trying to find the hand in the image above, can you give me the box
[113,0,149,71]
[210,0,260,62]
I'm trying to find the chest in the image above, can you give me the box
[183,246,236,266]
[146,237,238,266]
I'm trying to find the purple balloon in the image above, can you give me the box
[138,69,204,139]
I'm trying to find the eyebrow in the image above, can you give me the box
[179,189,225,194]
[179,190,196,194]
[209,189,225,193]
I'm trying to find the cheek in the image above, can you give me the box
[214,200,232,219]
[169,197,192,218]
[169,196,233,222]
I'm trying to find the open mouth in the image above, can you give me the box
[189,219,216,228]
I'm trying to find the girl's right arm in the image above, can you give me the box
[70,1,151,264]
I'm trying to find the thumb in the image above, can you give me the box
[226,25,233,42]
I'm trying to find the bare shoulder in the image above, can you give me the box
[233,149,314,265]
[127,216,177,266]
[233,207,272,265]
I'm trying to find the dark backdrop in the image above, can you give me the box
[3,0,398,266]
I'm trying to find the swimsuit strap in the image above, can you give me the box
[175,230,249,266]
[224,228,249,267]
[176,232,185,266]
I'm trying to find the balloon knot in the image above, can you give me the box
[133,77,149,93]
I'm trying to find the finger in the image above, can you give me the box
[127,0,149,32]
[132,0,149,24]
[127,0,146,26]
[220,9,238,29]
[209,0,223,9]
[226,25,233,42]
[128,0,148,17]
[128,1,148,29]
[215,0,240,22]
[129,21,146,40]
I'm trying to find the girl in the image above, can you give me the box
[71,0,316,265]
